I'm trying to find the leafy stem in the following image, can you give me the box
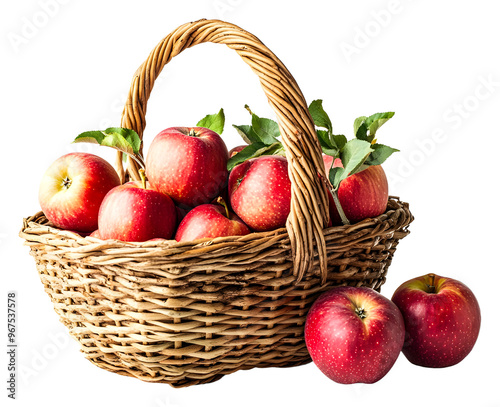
[244,104,253,116]
[330,186,350,226]
[228,105,283,171]
[73,127,145,170]
[127,152,146,171]
[308,100,399,226]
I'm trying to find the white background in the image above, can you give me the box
[1,0,498,406]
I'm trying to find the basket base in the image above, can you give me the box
[85,350,312,388]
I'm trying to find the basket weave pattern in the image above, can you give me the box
[20,19,413,388]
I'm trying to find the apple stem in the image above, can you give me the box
[427,273,436,293]
[244,104,254,116]
[331,188,350,226]
[217,196,230,219]
[139,168,147,189]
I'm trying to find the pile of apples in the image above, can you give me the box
[38,103,393,243]
[38,126,298,242]
[305,273,481,384]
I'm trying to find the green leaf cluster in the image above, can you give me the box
[227,106,285,170]
[72,102,398,194]
[74,127,144,168]
[309,100,398,189]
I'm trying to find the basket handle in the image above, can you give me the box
[118,19,329,283]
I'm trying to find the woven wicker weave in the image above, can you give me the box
[20,19,413,388]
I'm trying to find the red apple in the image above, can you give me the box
[38,152,121,232]
[145,127,229,207]
[89,230,101,238]
[228,155,291,232]
[391,273,481,368]
[305,286,405,384]
[98,181,177,242]
[175,203,250,242]
[323,155,388,225]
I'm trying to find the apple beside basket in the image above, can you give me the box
[19,19,413,388]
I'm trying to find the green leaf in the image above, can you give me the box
[329,139,374,189]
[321,146,339,157]
[316,130,346,157]
[342,139,374,176]
[232,124,260,144]
[365,143,399,166]
[332,134,347,150]
[251,114,280,145]
[227,141,284,171]
[366,112,394,137]
[308,99,333,133]
[354,112,394,142]
[316,129,334,149]
[354,116,368,140]
[329,166,345,190]
[354,116,369,141]
[197,108,225,134]
[228,142,265,170]
[74,127,142,157]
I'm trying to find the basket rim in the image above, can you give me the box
[20,195,413,253]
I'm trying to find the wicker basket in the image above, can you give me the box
[20,19,413,388]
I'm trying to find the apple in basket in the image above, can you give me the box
[324,155,388,225]
[98,181,177,242]
[305,286,405,384]
[228,155,291,232]
[175,201,250,242]
[391,273,481,368]
[38,152,121,232]
[146,126,229,208]
[229,103,398,227]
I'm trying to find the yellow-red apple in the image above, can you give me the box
[38,153,120,232]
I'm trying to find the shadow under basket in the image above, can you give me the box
[20,19,414,388]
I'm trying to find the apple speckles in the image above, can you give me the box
[392,273,481,368]
[305,286,405,384]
